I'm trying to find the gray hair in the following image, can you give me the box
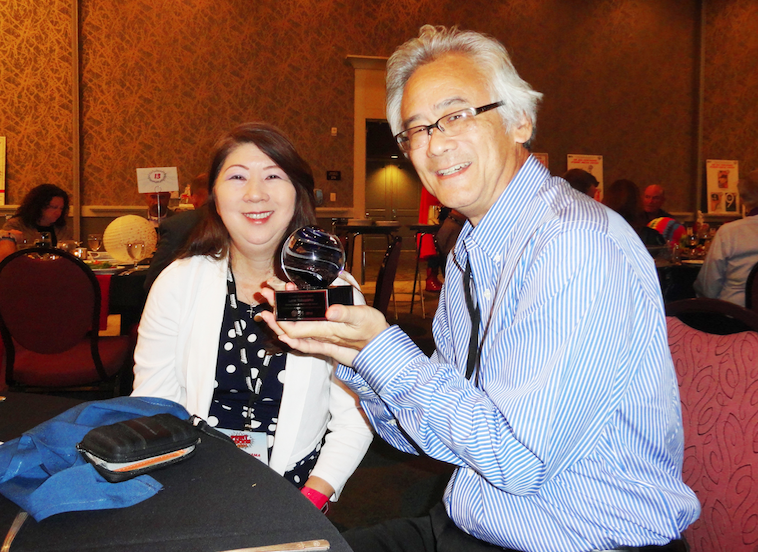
[386,25,543,144]
[738,170,758,209]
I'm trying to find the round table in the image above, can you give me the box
[0,393,352,552]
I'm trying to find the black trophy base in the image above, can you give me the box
[275,286,354,321]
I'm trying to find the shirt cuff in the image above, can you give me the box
[352,325,426,394]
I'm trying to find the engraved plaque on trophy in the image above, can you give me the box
[276,226,354,321]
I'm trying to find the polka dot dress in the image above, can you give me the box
[209,274,320,488]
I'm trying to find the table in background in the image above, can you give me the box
[656,261,702,303]
[335,222,401,284]
[109,269,148,332]
[408,224,440,318]
[95,269,147,333]
[0,392,352,552]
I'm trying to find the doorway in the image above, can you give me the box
[364,120,421,254]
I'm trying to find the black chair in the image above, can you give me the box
[746,260,758,313]
[0,247,136,395]
[665,297,758,335]
[372,236,402,319]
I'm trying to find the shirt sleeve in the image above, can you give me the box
[131,262,188,403]
[350,228,660,496]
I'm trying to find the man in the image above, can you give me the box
[188,174,208,210]
[563,168,599,199]
[261,25,698,552]
[144,173,208,291]
[695,169,758,306]
[642,184,673,223]
[145,190,175,228]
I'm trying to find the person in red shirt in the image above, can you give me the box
[418,187,443,291]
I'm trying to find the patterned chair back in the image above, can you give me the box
[667,316,758,551]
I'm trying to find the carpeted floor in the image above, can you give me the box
[328,439,455,532]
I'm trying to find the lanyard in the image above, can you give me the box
[462,261,481,384]
[225,264,273,430]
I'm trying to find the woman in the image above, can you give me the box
[2,184,71,248]
[132,122,372,511]
[603,179,665,247]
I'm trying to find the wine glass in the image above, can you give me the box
[686,227,698,251]
[126,240,146,270]
[88,234,103,252]
[36,232,52,248]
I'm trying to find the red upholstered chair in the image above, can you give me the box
[372,236,402,319]
[0,247,135,395]
[667,316,758,551]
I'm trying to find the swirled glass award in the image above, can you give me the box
[276,226,354,321]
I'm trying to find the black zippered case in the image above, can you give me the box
[76,413,201,483]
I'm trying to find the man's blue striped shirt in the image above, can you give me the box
[337,156,699,552]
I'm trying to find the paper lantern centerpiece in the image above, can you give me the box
[103,215,158,264]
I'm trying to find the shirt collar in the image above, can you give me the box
[465,155,550,260]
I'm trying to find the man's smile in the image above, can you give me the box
[436,162,471,177]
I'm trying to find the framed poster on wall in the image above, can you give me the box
[705,159,739,214]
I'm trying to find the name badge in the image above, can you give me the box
[216,429,269,465]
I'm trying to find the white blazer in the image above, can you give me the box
[131,255,372,498]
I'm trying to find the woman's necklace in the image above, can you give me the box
[228,253,273,313]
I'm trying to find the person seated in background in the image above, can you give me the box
[144,173,209,292]
[2,184,72,248]
[694,170,758,307]
[188,173,209,210]
[131,122,373,513]
[648,215,687,246]
[0,230,22,262]
[563,168,599,199]
[604,179,666,247]
[643,184,674,223]
[144,191,175,228]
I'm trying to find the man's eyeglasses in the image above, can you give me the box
[394,101,504,153]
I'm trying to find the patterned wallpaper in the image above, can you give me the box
[0,0,756,214]
[0,0,74,203]
[703,0,758,176]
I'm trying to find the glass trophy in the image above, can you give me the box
[276,226,354,321]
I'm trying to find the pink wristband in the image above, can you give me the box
[301,486,329,512]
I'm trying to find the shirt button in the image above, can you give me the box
[494,254,501,262]
[484,289,491,300]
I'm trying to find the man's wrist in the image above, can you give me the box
[354,324,424,394]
